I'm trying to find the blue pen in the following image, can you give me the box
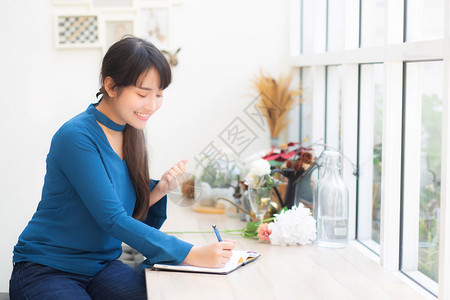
[212,224,222,242]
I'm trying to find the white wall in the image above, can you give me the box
[0,0,292,292]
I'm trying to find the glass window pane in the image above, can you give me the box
[302,0,327,54]
[300,67,312,144]
[327,0,345,52]
[406,0,444,41]
[357,63,384,253]
[360,0,385,47]
[325,65,342,151]
[402,61,442,295]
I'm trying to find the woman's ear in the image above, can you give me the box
[104,77,117,98]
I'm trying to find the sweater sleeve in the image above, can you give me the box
[145,180,167,229]
[51,125,193,265]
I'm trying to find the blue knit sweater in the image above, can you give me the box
[13,103,193,276]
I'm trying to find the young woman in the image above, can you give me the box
[9,36,235,300]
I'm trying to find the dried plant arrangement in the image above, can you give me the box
[252,69,302,139]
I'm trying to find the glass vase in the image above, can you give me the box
[248,187,273,223]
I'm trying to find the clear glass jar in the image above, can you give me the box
[316,150,349,248]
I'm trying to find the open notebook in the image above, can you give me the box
[152,250,261,275]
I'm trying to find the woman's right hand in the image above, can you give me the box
[183,241,236,268]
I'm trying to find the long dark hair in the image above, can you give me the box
[99,36,172,220]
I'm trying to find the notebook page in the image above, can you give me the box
[152,250,251,273]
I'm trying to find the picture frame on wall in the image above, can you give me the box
[53,0,90,5]
[92,0,133,8]
[104,19,135,52]
[139,5,171,50]
[55,14,101,48]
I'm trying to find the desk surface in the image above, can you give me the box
[146,202,427,300]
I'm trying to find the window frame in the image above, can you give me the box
[400,60,443,296]
[291,0,450,297]
[357,62,385,254]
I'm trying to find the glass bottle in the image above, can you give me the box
[316,150,349,248]
[312,166,325,221]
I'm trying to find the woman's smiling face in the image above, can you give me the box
[105,67,164,130]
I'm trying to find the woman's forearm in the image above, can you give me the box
[149,184,166,207]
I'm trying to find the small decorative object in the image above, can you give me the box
[248,186,273,223]
[271,146,319,209]
[140,6,170,50]
[161,47,181,67]
[193,153,242,213]
[104,20,134,51]
[181,176,196,199]
[219,181,280,223]
[56,15,100,48]
[244,159,280,223]
[92,0,132,7]
[252,69,302,148]
[262,142,301,167]
[225,179,242,218]
[168,173,202,207]
[315,150,349,248]
[53,0,89,5]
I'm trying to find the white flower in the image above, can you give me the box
[244,158,279,189]
[268,203,317,246]
[244,159,271,188]
[250,159,271,176]
[244,173,265,188]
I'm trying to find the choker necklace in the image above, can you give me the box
[88,103,126,132]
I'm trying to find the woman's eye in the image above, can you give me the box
[156,94,163,98]
[138,94,146,98]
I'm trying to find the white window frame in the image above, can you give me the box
[357,62,383,254]
[290,0,450,297]
[325,65,343,151]
[402,60,443,296]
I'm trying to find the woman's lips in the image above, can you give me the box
[135,112,150,120]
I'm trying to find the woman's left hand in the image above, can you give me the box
[157,159,188,195]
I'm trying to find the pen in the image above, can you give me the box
[212,224,222,242]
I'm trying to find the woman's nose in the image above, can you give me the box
[144,94,157,112]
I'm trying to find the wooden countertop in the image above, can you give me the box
[145,201,428,300]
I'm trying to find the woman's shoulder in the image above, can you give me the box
[46,107,106,163]
[52,109,98,145]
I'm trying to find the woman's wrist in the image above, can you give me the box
[183,246,198,266]
[149,183,166,207]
